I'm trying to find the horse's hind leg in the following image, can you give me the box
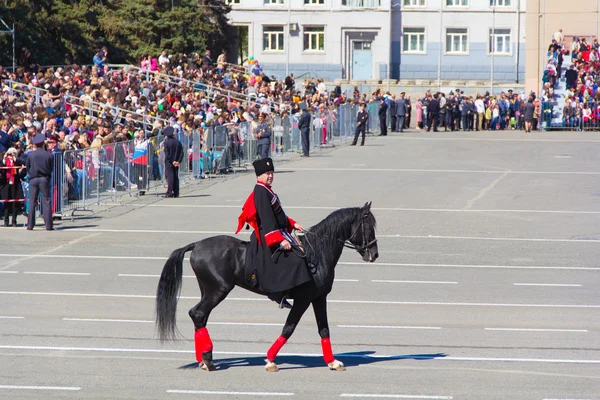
[312,294,345,371]
[189,287,231,371]
[265,296,311,372]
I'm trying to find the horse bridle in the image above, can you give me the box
[342,213,377,255]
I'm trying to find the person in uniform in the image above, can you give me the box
[163,126,183,198]
[298,104,311,157]
[351,103,369,146]
[254,113,272,159]
[26,134,54,230]
[236,157,311,308]
[378,98,388,136]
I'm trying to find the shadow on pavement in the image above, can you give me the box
[177,350,447,371]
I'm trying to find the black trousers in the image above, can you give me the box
[3,184,21,225]
[165,164,179,197]
[300,129,310,156]
[352,126,367,145]
[390,115,397,132]
[427,113,439,131]
[27,176,52,230]
[379,117,387,135]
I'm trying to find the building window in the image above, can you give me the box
[263,26,285,52]
[489,28,511,54]
[404,0,425,6]
[304,0,324,4]
[342,0,381,7]
[446,28,468,54]
[490,0,510,6]
[447,0,467,5]
[402,27,425,53]
[303,26,325,51]
[264,0,284,3]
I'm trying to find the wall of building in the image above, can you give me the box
[228,0,392,81]
[399,0,525,84]
[525,0,600,93]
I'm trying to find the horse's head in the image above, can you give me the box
[348,201,379,262]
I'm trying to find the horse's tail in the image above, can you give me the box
[155,242,197,342]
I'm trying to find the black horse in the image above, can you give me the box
[155,202,378,372]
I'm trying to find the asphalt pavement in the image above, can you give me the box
[1,130,599,400]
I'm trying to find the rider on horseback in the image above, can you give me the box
[236,157,312,308]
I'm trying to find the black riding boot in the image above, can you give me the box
[268,292,292,309]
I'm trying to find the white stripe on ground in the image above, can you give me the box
[340,395,452,399]
[167,390,294,396]
[2,255,598,271]
[23,271,90,276]
[485,328,588,333]
[513,283,582,287]
[0,271,17,274]
[0,385,80,391]
[338,262,600,271]
[46,229,600,243]
[0,316,24,319]
[372,280,458,285]
[338,325,441,330]
[543,398,600,400]
[103,204,600,215]
[2,345,600,365]
[1,291,600,308]
[284,167,600,175]
[117,273,358,282]
[63,318,281,327]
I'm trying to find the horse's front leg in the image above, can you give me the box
[312,294,345,371]
[265,296,311,372]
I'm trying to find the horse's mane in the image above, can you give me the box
[301,207,376,283]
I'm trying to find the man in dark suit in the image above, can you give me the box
[351,103,369,146]
[378,99,388,136]
[298,104,311,157]
[163,126,183,198]
[26,134,54,230]
[395,92,408,133]
[389,95,397,132]
[426,93,440,132]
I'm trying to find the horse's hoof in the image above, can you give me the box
[199,361,216,371]
[328,359,346,371]
[265,359,279,372]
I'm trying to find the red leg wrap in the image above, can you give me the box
[321,337,335,364]
[194,328,213,362]
[267,335,287,361]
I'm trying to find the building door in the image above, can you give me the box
[352,41,372,80]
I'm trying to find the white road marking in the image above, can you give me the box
[1,291,600,309]
[372,280,457,285]
[338,325,441,330]
[339,262,600,271]
[0,271,17,274]
[63,318,153,324]
[485,328,588,333]
[1,345,600,365]
[0,385,80,391]
[2,254,597,271]
[23,271,90,276]
[543,398,600,400]
[105,204,600,215]
[167,390,294,396]
[285,167,600,175]
[0,316,24,319]
[513,283,582,287]
[39,229,600,243]
[553,155,573,158]
[117,273,357,283]
[340,395,452,399]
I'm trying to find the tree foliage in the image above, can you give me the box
[0,0,232,67]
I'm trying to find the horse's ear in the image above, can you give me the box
[363,201,372,211]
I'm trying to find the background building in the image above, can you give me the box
[398,0,526,86]
[227,0,394,82]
